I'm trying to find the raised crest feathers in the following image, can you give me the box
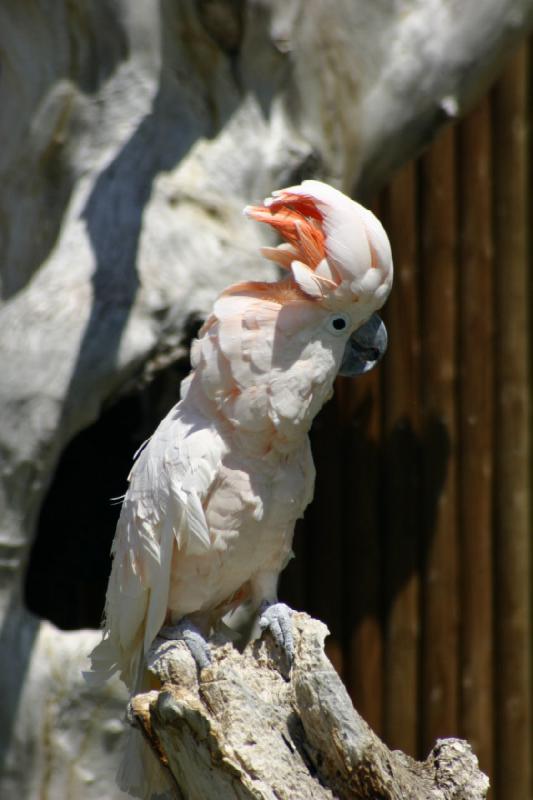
[244,180,393,309]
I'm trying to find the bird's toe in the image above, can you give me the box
[258,601,294,665]
[159,619,212,670]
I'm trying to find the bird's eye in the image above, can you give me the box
[326,313,350,336]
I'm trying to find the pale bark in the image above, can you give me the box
[132,613,489,800]
[0,1,531,797]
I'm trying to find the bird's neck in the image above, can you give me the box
[181,355,336,458]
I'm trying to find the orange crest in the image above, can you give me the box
[244,204,326,270]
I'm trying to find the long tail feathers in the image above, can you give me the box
[117,727,174,800]
[83,634,120,687]
[85,634,173,799]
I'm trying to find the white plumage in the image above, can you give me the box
[87,180,393,798]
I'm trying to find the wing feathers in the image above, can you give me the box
[95,407,224,685]
[143,509,175,653]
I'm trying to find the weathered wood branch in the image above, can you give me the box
[131,614,489,800]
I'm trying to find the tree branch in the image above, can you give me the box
[130,614,489,800]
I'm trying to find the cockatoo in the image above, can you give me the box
[87,180,393,797]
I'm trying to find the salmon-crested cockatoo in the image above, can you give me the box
[87,180,393,797]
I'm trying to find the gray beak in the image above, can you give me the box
[338,313,388,376]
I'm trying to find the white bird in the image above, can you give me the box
[87,179,393,797]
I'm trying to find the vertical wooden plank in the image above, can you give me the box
[343,192,385,735]
[456,94,494,782]
[530,47,533,792]
[343,365,383,735]
[419,124,460,752]
[305,399,346,678]
[339,195,384,734]
[380,162,421,756]
[491,45,532,800]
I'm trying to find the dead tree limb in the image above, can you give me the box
[131,613,489,800]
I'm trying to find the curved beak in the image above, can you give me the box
[338,313,388,377]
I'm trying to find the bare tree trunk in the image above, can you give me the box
[132,614,489,800]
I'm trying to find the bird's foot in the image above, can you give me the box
[258,601,294,666]
[159,618,212,670]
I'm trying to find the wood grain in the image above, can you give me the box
[491,44,532,800]
[418,124,460,751]
[457,93,495,782]
[380,162,421,757]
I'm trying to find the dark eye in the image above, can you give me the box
[326,313,350,336]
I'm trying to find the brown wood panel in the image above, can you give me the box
[491,45,532,800]
[304,397,346,679]
[418,124,460,752]
[337,195,385,735]
[456,94,495,782]
[380,162,421,757]
[342,366,384,735]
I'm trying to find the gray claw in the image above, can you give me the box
[159,619,212,670]
[258,601,294,664]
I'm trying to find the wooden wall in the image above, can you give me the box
[281,44,532,799]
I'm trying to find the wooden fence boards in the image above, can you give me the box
[343,365,384,735]
[418,124,460,752]
[457,93,495,781]
[305,398,346,679]
[381,162,421,757]
[491,45,532,800]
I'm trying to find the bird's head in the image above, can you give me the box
[243,180,393,375]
